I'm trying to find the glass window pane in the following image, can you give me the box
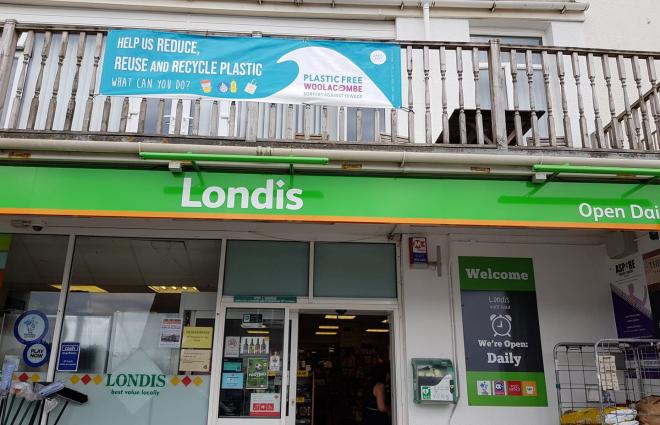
[223,240,309,296]
[219,308,285,418]
[0,234,68,375]
[54,237,221,425]
[313,243,397,298]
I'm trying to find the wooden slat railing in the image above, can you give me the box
[1,20,660,152]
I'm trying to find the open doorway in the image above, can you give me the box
[295,312,392,425]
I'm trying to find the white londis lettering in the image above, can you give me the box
[180,177,304,211]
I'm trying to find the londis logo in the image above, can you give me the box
[181,177,303,211]
[105,374,167,388]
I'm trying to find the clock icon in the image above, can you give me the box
[490,314,512,337]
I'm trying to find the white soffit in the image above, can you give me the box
[0,0,589,21]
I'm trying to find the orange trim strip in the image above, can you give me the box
[0,207,659,231]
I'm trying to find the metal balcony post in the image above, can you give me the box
[0,19,17,119]
[488,40,507,148]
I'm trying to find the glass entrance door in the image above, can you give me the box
[218,307,294,425]
[289,311,394,425]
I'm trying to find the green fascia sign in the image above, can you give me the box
[0,165,659,229]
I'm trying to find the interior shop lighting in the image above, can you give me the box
[247,330,270,335]
[51,285,107,293]
[315,331,338,336]
[318,325,340,330]
[139,152,330,165]
[381,319,389,324]
[365,329,390,333]
[324,315,356,320]
[148,285,199,294]
[532,164,660,178]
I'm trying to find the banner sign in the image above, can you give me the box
[459,256,547,407]
[99,30,402,108]
[610,254,657,338]
[0,165,659,230]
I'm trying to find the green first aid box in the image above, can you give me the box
[412,358,458,404]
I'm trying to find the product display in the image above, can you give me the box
[637,396,660,425]
[555,340,660,425]
[560,407,638,425]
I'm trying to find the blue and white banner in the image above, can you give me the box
[100,30,402,108]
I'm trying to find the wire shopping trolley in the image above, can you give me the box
[555,339,660,425]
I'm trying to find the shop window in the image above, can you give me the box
[53,237,221,425]
[313,243,397,298]
[223,240,309,297]
[0,234,69,376]
[219,308,285,418]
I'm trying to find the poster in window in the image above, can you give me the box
[249,393,281,417]
[240,337,269,356]
[224,336,241,358]
[246,358,268,389]
[179,349,211,372]
[159,318,183,348]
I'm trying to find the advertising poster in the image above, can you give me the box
[57,342,80,372]
[181,327,213,349]
[240,337,269,356]
[223,361,242,372]
[246,358,268,389]
[221,373,244,390]
[100,30,402,109]
[644,249,660,331]
[23,342,49,368]
[179,349,211,372]
[224,336,241,358]
[610,254,656,338]
[159,318,183,348]
[0,234,10,288]
[249,393,281,417]
[13,310,48,345]
[459,256,547,407]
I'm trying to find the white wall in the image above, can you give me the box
[0,4,395,39]
[401,232,617,425]
[585,0,660,51]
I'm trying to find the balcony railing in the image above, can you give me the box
[1,20,660,153]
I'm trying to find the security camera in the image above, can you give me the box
[30,220,46,232]
[10,219,47,232]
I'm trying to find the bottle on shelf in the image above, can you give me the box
[249,338,255,354]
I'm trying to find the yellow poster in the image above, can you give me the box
[181,326,213,349]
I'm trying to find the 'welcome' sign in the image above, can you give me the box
[459,256,547,407]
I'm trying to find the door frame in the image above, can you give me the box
[210,302,402,425]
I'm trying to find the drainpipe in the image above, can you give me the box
[0,138,658,169]
[422,1,431,41]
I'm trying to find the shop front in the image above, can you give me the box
[0,163,658,425]
[0,230,402,425]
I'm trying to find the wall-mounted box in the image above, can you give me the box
[411,358,458,404]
